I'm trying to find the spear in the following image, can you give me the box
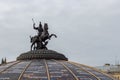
[32,18,35,24]
[32,18,36,29]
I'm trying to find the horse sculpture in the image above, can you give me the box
[40,23,57,42]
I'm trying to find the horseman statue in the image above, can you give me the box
[30,20,57,51]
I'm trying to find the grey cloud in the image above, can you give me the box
[0,0,120,66]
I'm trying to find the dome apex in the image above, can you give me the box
[17,49,68,61]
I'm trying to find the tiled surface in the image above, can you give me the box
[0,60,115,80]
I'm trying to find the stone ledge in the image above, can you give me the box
[17,49,68,61]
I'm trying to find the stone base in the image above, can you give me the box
[17,49,68,61]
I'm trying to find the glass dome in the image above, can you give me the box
[0,59,115,80]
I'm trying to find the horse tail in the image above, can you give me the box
[49,34,57,39]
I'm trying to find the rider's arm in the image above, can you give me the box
[33,23,38,30]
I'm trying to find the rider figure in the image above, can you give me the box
[33,22,43,37]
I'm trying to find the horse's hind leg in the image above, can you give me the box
[31,45,32,51]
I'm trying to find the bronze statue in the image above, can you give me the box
[30,20,57,51]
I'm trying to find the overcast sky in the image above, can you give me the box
[0,0,120,66]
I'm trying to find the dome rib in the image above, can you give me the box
[53,60,79,80]
[59,61,100,80]
[67,61,101,80]
[44,59,51,80]
[81,64,114,80]
[70,61,114,80]
[84,65,114,80]
[18,61,32,80]
[47,60,76,80]
[0,61,20,74]
[20,60,50,80]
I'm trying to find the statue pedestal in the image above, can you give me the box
[17,49,68,61]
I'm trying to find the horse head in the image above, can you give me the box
[44,23,48,31]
